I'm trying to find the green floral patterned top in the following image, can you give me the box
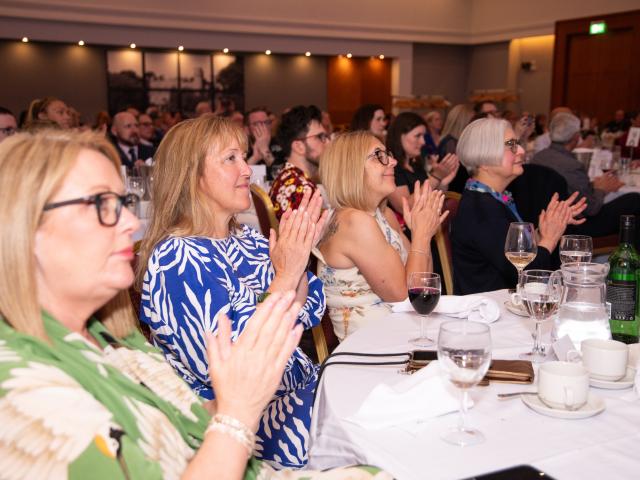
[0,314,391,480]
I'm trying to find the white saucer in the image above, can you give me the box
[590,367,636,390]
[521,393,605,419]
[504,300,528,317]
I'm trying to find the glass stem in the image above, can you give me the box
[532,321,544,354]
[516,268,523,291]
[458,389,469,432]
[420,314,427,338]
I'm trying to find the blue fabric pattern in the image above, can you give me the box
[140,224,325,469]
[465,179,524,221]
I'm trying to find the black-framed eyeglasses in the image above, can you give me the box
[43,192,139,226]
[297,132,331,143]
[0,127,16,136]
[504,138,523,154]
[367,148,393,165]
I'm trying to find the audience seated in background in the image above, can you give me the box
[244,106,282,168]
[604,109,630,134]
[533,107,573,153]
[110,111,155,171]
[137,115,327,469]
[474,100,500,118]
[451,118,586,295]
[532,112,640,244]
[316,131,446,341]
[195,100,212,117]
[0,128,387,480]
[386,112,459,213]
[616,111,640,160]
[269,105,330,220]
[0,107,17,143]
[138,113,160,148]
[420,110,443,158]
[92,110,111,134]
[25,96,71,129]
[350,103,387,140]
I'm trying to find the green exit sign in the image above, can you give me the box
[590,21,607,35]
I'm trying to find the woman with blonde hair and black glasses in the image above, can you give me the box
[137,114,327,469]
[315,130,447,341]
[0,129,389,479]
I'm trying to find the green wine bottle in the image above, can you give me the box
[606,215,640,344]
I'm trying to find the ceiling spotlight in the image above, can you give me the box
[130,43,136,49]
[379,54,385,60]
[78,40,85,46]
[21,37,29,43]
[265,50,272,55]
[223,48,229,54]
[305,51,311,57]
[346,53,352,59]
[178,45,184,51]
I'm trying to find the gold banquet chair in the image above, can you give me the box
[250,184,279,235]
[434,191,461,296]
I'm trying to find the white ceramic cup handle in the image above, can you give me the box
[510,292,523,306]
[564,386,575,410]
[566,349,582,363]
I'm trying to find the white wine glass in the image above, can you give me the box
[438,320,492,447]
[504,222,537,289]
[408,272,441,347]
[559,235,593,264]
[517,270,563,362]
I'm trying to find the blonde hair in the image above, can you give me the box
[441,104,474,140]
[136,115,247,288]
[25,97,65,125]
[0,129,137,341]
[456,118,510,176]
[319,130,379,211]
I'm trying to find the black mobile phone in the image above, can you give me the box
[464,464,555,480]
[411,350,438,362]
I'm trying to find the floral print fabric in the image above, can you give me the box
[269,162,317,220]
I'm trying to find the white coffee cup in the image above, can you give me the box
[568,339,628,381]
[538,361,589,410]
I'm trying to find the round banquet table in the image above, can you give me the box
[307,290,640,480]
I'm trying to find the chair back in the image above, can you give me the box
[434,191,461,295]
[507,164,568,226]
[308,255,340,363]
[250,184,279,236]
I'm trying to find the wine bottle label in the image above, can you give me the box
[606,280,636,321]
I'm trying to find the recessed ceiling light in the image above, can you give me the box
[78,40,85,46]
[305,51,311,57]
[265,50,272,55]
[223,48,229,54]
[379,54,385,59]
[178,45,184,51]
[346,53,353,58]
[21,37,29,43]
[130,43,136,49]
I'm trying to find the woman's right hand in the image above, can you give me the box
[269,189,326,288]
[537,192,587,252]
[206,291,303,432]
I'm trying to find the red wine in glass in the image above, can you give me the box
[408,287,440,315]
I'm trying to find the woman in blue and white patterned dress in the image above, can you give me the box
[137,115,327,469]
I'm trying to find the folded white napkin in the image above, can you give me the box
[390,295,500,323]
[344,361,468,430]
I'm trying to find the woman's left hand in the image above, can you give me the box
[431,153,460,187]
[538,192,587,251]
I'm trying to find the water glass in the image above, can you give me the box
[559,235,593,264]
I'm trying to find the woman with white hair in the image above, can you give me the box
[451,118,587,295]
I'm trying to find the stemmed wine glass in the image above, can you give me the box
[437,320,492,447]
[408,272,441,347]
[126,176,145,216]
[517,270,563,362]
[504,222,537,288]
[559,235,593,264]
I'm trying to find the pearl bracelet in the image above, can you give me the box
[206,413,255,458]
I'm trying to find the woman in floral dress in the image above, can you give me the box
[138,115,327,469]
[0,129,389,479]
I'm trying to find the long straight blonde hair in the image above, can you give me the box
[135,115,247,288]
[0,129,137,341]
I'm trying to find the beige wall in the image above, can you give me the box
[0,40,108,124]
[244,54,327,114]
[511,36,555,115]
[467,42,510,92]
[411,44,470,104]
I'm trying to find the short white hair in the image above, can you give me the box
[550,112,580,143]
[456,118,510,176]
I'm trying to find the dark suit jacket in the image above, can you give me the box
[451,190,555,295]
[111,139,156,170]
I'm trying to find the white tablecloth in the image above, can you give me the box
[308,290,640,480]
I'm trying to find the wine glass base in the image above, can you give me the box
[441,427,485,447]
[410,335,434,347]
[518,350,548,363]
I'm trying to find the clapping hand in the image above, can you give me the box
[269,189,328,287]
[538,192,587,251]
[402,180,448,239]
[206,291,303,431]
[252,123,272,164]
[431,153,460,186]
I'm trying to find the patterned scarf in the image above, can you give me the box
[465,179,523,221]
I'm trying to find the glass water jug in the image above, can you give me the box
[556,262,611,347]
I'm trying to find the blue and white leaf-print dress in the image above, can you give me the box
[140,225,325,469]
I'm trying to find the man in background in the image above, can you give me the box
[110,111,155,171]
